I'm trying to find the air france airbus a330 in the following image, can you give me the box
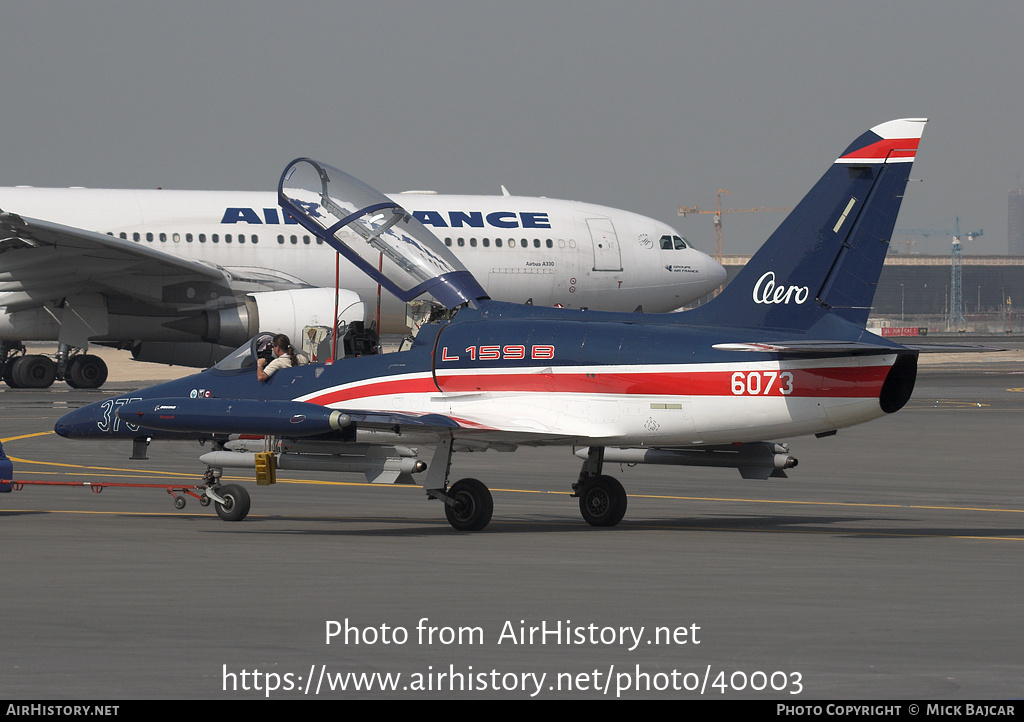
[55,118,926,531]
[0,183,723,389]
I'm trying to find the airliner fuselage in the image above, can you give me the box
[0,187,722,333]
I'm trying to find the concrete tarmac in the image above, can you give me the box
[1,359,1023,699]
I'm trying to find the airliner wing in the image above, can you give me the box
[0,212,290,312]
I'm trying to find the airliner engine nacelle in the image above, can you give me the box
[130,341,234,368]
[244,288,365,349]
[172,287,366,350]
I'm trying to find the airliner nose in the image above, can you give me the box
[709,257,728,289]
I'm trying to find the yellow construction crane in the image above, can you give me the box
[679,189,792,262]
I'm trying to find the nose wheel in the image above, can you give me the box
[209,483,251,522]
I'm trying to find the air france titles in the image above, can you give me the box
[220,208,551,230]
[413,210,550,230]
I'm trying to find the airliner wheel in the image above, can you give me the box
[12,355,56,388]
[66,355,108,389]
[444,478,493,531]
[578,475,627,527]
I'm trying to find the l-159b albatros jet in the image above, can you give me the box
[0,185,724,389]
[55,118,926,531]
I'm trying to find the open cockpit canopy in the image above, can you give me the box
[279,159,489,310]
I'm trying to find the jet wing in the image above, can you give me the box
[111,397,577,452]
[0,212,299,312]
[115,397,461,437]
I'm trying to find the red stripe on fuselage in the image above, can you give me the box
[302,364,890,406]
[435,365,888,397]
[305,376,438,406]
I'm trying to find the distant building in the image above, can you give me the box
[1009,185,1024,255]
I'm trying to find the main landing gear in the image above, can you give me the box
[441,478,493,531]
[194,439,626,531]
[428,445,626,531]
[572,446,627,527]
[0,342,108,389]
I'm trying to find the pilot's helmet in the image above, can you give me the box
[256,335,275,358]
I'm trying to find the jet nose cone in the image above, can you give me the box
[55,402,101,438]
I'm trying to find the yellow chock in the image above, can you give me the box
[254,452,277,486]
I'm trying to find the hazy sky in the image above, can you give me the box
[1,1,1021,255]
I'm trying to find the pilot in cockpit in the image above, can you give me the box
[256,334,309,382]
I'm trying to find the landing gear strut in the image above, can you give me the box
[421,436,494,531]
[572,446,627,527]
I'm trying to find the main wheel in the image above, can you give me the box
[578,475,627,527]
[12,355,57,389]
[444,478,493,531]
[67,355,108,389]
[214,484,251,522]
[3,360,21,388]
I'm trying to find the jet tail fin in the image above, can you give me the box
[685,118,926,333]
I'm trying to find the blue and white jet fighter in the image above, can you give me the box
[56,118,927,531]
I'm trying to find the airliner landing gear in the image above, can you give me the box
[572,446,627,527]
[9,355,57,388]
[0,342,109,389]
[64,354,108,389]
[442,478,493,531]
[1,342,26,387]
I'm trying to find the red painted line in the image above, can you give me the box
[840,138,919,161]
[302,365,890,402]
[305,376,437,406]
[435,366,888,398]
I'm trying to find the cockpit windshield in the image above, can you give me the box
[212,333,276,372]
[659,234,689,250]
[278,159,489,310]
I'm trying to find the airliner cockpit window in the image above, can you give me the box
[279,159,489,310]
